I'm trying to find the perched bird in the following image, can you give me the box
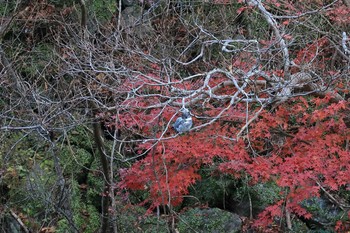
[173,108,193,133]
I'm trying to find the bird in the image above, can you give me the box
[173,108,193,133]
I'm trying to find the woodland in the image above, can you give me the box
[1,0,350,232]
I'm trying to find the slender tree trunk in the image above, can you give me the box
[92,120,111,233]
[78,1,113,231]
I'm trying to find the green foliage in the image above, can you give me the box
[187,168,281,211]
[117,205,168,233]
[177,208,240,233]
[11,163,58,227]
[252,182,282,206]
[187,171,236,208]
[86,168,105,209]
[57,129,104,231]
[67,127,94,150]
[1,132,57,220]
[1,126,103,231]
[56,203,100,233]
[59,127,95,179]
[56,180,100,233]
[88,0,116,23]
[56,219,69,233]
[0,1,17,16]
[60,146,93,175]
[19,43,55,79]
[247,11,270,40]
[302,197,344,226]
[290,219,313,233]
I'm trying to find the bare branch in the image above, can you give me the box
[342,32,350,55]
[247,0,291,77]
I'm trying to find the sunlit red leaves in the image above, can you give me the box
[119,139,203,207]
[282,20,290,26]
[326,5,350,26]
[293,37,329,69]
[218,141,250,178]
[259,39,274,48]
[118,63,350,229]
[311,101,347,122]
[253,200,284,228]
[222,97,350,227]
[335,220,350,232]
[288,201,313,219]
[247,157,275,183]
[117,107,172,134]
[236,5,253,15]
[282,34,292,40]
[265,0,327,14]
[249,110,279,140]
[120,127,250,208]
[231,52,256,72]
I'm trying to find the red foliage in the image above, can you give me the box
[292,37,330,71]
[233,97,349,227]
[326,3,350,26]
[119,124,246,208]
[119,92,350,228]
[115,1,350,229]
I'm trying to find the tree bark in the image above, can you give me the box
[92,119,111,233]
[78,1,112,231]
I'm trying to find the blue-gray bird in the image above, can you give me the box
[173,108,193,133]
